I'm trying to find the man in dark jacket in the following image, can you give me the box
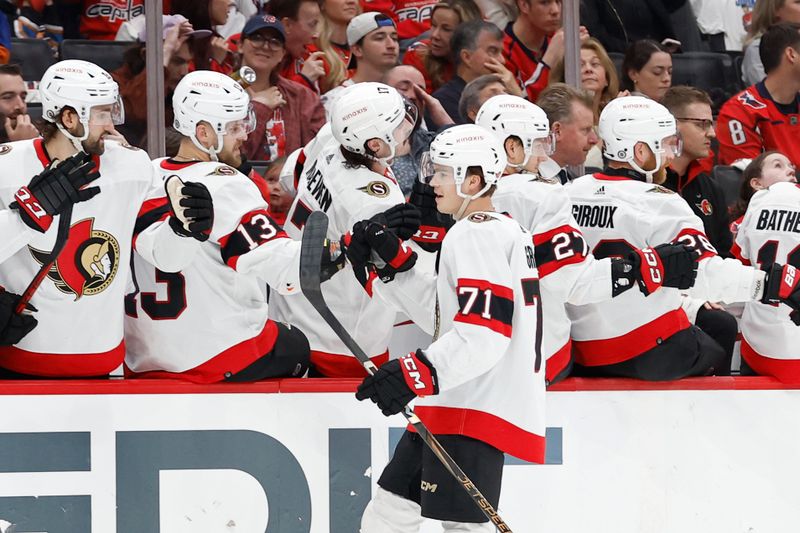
[580,0,686,53]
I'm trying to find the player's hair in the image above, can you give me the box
[747,0,790,43]
[0,64,22,77]
[730,150,781,222]
[267,0,322,20]
[549,37,619,121]
[458,73,504,123]
[465,165,496,196]
[759,22,800,74]
[451,20,503,67]
[536,82,593,125]
[621,39,670,92]
[661,85,712,116]
[37,106,76,142]
[415,0,482,91]
[340,144,379,169]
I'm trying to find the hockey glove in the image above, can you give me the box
[353,221,417,283]
[626,243,698,296]
[408,181,454,252]
[370,203,421,241]
[165,176,214,242]
[10,151,100,232]
[762,263,800,325]
[320,238,346,282]
[356,350,438,416]
[0,288,37,346]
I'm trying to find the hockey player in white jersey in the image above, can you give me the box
[730,151,800,381]
[270,82,421,378]
[355,125,545,532]
[475,94,699,384]
[566,96,800,380]
[124,70,344,383]
[0,60,198,377]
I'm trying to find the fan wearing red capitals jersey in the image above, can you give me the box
[502,0,588,102]
[475,94,698,384]
[124,70,343,383]
[730,151,800,382]
[717,23,800,167]
[270,82,420,378]
[0,60,199,378]
[360,0,438,40]
[566,96,800,381]
[352,124,539,532]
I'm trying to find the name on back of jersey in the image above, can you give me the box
[303,159,332,211]
[756,208,800,234]
[572,204,617,228]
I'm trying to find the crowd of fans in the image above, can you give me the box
[0,0,799,384]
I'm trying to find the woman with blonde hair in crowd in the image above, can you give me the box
[238,15,325,163]
[550,37,618,169]
[742,0,800,85]
[316,0,361,93]
[402,0,483,93]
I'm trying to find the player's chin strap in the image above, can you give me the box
[628,148,663,184]
[56,121,89,153]
[190,133,224,163]
[454,182,492,220]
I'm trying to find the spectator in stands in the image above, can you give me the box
[267,0,325,92]
[662,85,739,372]
[550,37,618,168]
[239,14,325,163]
[0,64,38,143]
[717,23,800,167]
[730,150,797,227]
[262,155,294,225]
[110,15,199,149]
[360,0,438,40]
[317,0,359,93]
[663,86,733,255]
[432,20,520,124]
[621,39,672,102]
[320,12,399,118]
[383,65,452,193]
[536,83,599,181]
[504,0,588,102]
[13,0,63,52]
[458,73,508,123]
[402,0,483,93]
[742,0,800,86]
[172,0,234,72]
[580,0,687,54]
[78,0,146,40]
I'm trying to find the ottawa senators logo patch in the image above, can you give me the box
[646,185,675,195]
[0,144,12,155]
[209,165,237,176]
[696,198,713,216]
[358,181,390,198]
[28,218,120,300]
[467,212,494,223]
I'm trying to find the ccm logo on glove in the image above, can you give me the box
[641,248,663,285]
[399,352,437,396]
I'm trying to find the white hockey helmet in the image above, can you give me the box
[475,94,555,166]
[421,124,506,217]
[39,60,124,147]
[598,96,681,182]
[330,82,417,164]
[172,70,255,161]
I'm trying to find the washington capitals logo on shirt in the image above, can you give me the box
[738,90,766,110]
[28,218,120,300]
[696,198,713,216]
[85,0,144,23]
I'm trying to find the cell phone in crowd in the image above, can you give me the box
[661,38,682,53]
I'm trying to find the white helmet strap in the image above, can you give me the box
[454,179,492,220]
[190,128,225,163]
[627,141,662,183]
[56,118,89,153]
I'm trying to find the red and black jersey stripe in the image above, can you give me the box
[133,197,170,249]
[532,224,588,277]
[454,278,514,337]
[219,209,289,269]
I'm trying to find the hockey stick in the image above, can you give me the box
[14,203,74,314]
[299,211,514,532]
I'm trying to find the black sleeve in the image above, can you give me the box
[580,0,628,53]
[709,179,734,259]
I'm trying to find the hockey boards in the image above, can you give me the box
[299,210,515,532]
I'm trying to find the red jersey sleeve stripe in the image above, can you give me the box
[220,209,289,269]
[533,224,588,277]
[674,228,717,261]
[455,278,514,338]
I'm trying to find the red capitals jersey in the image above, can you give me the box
[716,81,800,167]
[503,23,551,102]
[402,39,454,93]
[280,44,331,93]
[80,0,148,41]
[359,0,436,40]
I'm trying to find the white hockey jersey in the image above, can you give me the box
[124,159,303,383]
[0,139,193,377]
[269,142,407,377]
[565,170,765,367]
[493,172,613,381]
[413,211,546,463]
[733,182,800,380]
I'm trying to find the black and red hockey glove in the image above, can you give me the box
[370,203,421,241]
[409,180,453,253]
[165,176,214,242]
[626,243,698,296]
[0,288,37,346]
[346,221,417,283]
[355,350,438,416]
[10,151,100,232]
[762,263,800,325]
